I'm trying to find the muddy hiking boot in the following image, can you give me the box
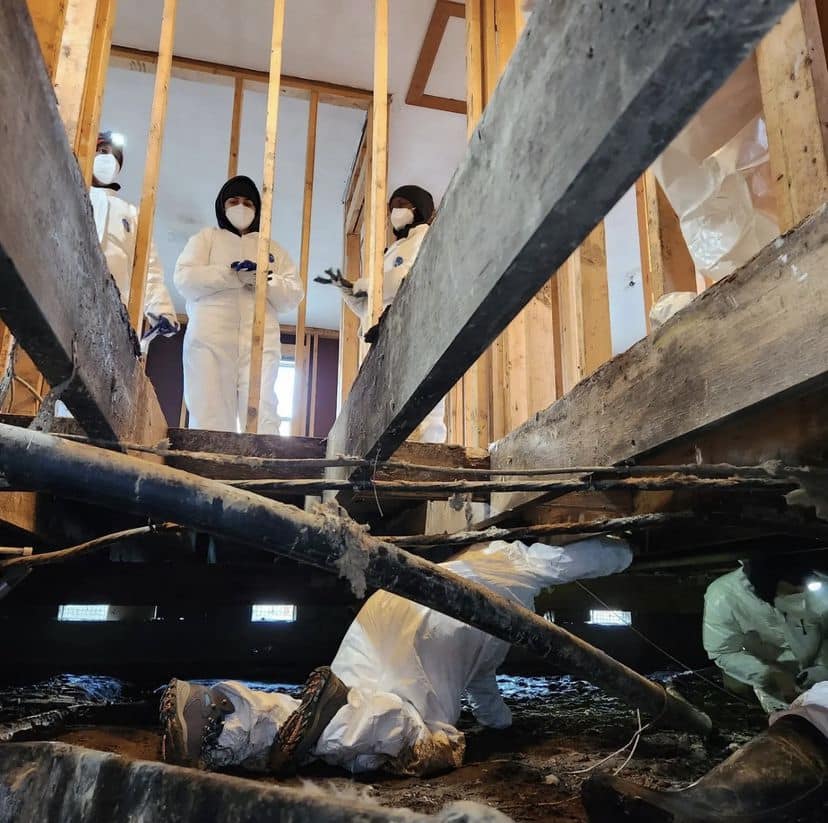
[581,715,828,822]
[160,678,235,769]
[269,666,350,774]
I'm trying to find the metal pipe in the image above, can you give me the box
[0,424,712,735]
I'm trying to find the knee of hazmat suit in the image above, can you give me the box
[652,56,778,283]
[312,536,633,773]
[91,131,177,330]
[703,559,828,713]
[174,175,302,433]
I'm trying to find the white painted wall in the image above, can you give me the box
[604,187,647,355]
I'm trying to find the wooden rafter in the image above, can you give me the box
[406,0,466,115]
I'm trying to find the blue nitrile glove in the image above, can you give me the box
[156,315,180,337]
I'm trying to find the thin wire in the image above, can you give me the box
[567,710,650,775]
[574,580,755,706]
[613,710,643,776]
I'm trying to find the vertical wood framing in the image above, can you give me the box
[365,0,389,332]
[245,0,286,433]
[456,0,491,448]
[465,0,484,130]
[26,0,69,80]
[358,109,374,365]
[308,333,320,436]
[291,91,320,436]
[757,0,828,232]
[227,76,244,179]
[127,0,178,331]
[77,0,118,186]
[557,223,612,395]
[635,169,697,327]
[448,0,487,445]
[337,233,361,411]
[53,0,98,149]
[481,0,498,100]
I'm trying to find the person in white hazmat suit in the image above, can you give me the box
[583,680,828,821]
[159,536,633,775]
[174,176,303,433]
[90,131,179,338]
[317,184,446,443]
[703,558,828,713]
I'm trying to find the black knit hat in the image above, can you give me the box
[215,175,262,236]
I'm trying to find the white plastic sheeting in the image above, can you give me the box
[653,56,778,283]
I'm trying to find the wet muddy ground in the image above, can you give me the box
[0,671,766,821]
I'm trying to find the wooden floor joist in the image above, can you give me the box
[0,2,166,443]
[327,0,791,467]
[489,204,828,515]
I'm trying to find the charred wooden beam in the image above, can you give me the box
[0,424,711,734]
[0,3,166,443]
[489,205,828,516]
[327,0,791,467]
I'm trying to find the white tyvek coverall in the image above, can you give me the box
[212,537,633,774]
[703,568,828,712]
[174,227,302,433]
[89,187,176,323]
[344,223,446,444]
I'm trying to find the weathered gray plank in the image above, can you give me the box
[327,0,792,464]
[0,3,166,442]
[490,206,828,512]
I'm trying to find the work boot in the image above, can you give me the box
[268,666,350,774]
[581,716,828,822]
[159,678,235,769]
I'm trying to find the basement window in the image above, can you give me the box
[57,604,110,622]
[251,604,297,623]
[589,609,632,627]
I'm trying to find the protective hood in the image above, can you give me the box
[389,185,434,239]
[215,175,261,236]
[742,558,812,605]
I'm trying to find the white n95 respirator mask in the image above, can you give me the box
[226,204,255,232]
[390,207,415,230]
[93,153,120,186]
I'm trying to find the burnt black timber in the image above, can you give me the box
[0,742,429,822]
[490,206,828,513]
[0,4,165,442]
[165,428,327,479]
[327,0,792,464]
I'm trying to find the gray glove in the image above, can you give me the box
[761,667,800,703]
[797,665,828,690]
[314,267,354,292]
